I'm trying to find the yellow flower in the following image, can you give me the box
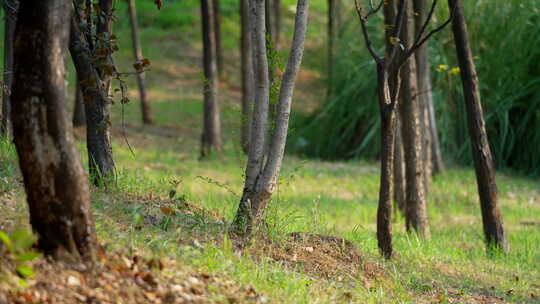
[436,64,449,72]
[448,67,461,76]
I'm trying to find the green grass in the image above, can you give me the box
[1,1,540,303]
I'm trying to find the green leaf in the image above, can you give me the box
[16,265,35,278]
[11,229,36,252]
[0,231,13,251]
[15,251,41,263]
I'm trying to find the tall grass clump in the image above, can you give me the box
[291,0,540,175]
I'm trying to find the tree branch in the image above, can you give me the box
[354,0,382,61]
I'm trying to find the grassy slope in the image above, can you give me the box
[1,0,539,303]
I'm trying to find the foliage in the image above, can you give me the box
[0,229,41,286]
[290,0,540,176]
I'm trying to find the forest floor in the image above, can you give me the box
[1,1,540,303]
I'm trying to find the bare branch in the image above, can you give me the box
[399,0,456,66]
[355,0,382,61]
[387,0,407,65]
[260,0,310,189]
[413,0,439,48]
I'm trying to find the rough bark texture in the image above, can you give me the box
[233,0,309,237]
[399,2,430,238]
[376,66,396,259]
[11,0,96,261]
[1,0,17,137]
[69,17,115,184]
[413,0,434,190]
[73,79,86,127]
[127,0,153,125]
[240,0,255,153]
[212,0,224,76]
[449,0,507,252]
[200,0,222,157]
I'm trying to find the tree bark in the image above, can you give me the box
[240,0,255,153]
[233,0,309,237]
[376,66,396,259]
[69,17,115,184]
[448,0,507,252]
[212,0,224,76]
[428,95,445,173]
[127,0,153,125]
[273,0,281,46]
[200,0,222,157]
[399,2,430,238]
[11,0,96,261]
[1,0,17,138]
[73,79,86,127]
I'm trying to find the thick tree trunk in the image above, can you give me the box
[376,66,396,259]
[448,0,507,252]
[212,0,224,76]
[12,0,96,261]
[399,3,430,238]
[240,0,254,153]
[1,0,17,138]
[233,0,309,237]
[200,0,222,157]
[127,0,153,125]
[69,17,115,184]
[73,79,86,127]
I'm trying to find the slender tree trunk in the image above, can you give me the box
[383,0,406,217]
[376,66,396,259]
[240,0,255,153]
[429,96,445,173]
[127,0,153,125]
[265,0,274,44]
[232,0,309,237]
[69,17,115,184]
[448,0,507,252]
[73,79,86,127]
[413,0,434,191]
[12,0,96,261]
[1,0,17,138]
[327,0,339,98]
[212,0,224,76]
[399,2,430,238]
[273,0,281,46]
[200,0,222,157]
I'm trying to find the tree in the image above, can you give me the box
[200,0,222,157]
[327,0,341,98]
[399,1,430,238]
[212,0,224,76]
[448,0,508,253]
[11,0,96,261]
[127,0,153,125]
[73,79,86,127]
[70,0,116,184]
[240,0,255,153]
[1,0,17,138]
[355,0,453,258]
[232,0,309,237]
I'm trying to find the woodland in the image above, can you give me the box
[0,0,539,303]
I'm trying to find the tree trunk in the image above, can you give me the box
[12,0,96,261]
[448,0,507,252]
[326,0,339,98]
[399,3,430,238]
[232,0,309,237]
[1,0,17,138]
[212,0,224,76]
[376,66,396,259]
[273,0,281,46]
[429,96,445,173]
[393,118,406,215]
[73,79,86,127]
[240,0,254,153]
[413,0,435,191]
[127,0,153,125]
[200,0,222,157]
[69,17,115,184]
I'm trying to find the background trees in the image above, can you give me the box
[11,0,95,261]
